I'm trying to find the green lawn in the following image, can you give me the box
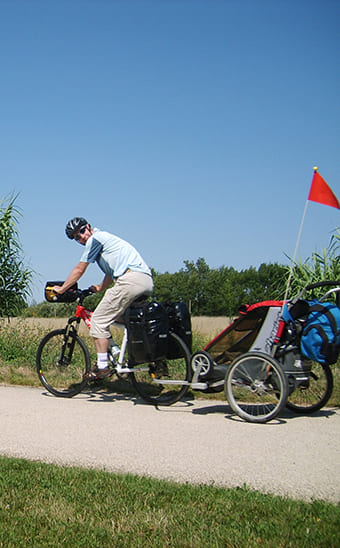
[0,456,339,547]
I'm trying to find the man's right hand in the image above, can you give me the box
[52,285,64,295]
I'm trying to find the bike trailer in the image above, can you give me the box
[204,300,284,364]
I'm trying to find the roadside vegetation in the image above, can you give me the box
[0,194,33,317]
[0,456,339,547]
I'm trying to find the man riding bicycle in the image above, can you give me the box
[52,217,153,380]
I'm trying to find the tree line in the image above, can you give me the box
[152,259,287,315]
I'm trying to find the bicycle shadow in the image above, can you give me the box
[39,377,140,404]
[81,378,140,404]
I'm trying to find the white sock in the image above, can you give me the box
[97,352,108,369]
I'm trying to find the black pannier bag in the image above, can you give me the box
[124,301,169,365]
[45,281,78,303]
[163,301,192,358]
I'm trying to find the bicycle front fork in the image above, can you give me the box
[58,323,79,367]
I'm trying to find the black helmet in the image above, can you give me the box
[65,217,88,239]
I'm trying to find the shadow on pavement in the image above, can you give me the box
[191,402,337,424]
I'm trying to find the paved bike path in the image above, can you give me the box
[0,385,339,503]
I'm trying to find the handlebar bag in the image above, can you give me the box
[300,300,340,365]
[44,281,78,303]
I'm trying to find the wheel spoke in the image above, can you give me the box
[36,329,90,397]
[131,332,191,406]
[225,352,288,423]
[286,362,333,414]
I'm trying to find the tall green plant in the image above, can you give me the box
[0,194,33,316]
[285,229,340,300]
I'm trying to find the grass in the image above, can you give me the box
[0,456,339,547]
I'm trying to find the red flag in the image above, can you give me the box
[308,171,340,209]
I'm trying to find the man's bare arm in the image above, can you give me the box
[53,262,89,294]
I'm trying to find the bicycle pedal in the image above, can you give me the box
[84,367,114,382]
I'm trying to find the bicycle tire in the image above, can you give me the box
[36,328,91,397]
[225,352,288,423]
[286,362,333,414]
[130,332,192,406]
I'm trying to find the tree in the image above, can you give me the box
[153,258,211,314]
[258,262,287,300]
[181,258,210,314]
[0,194,33,316]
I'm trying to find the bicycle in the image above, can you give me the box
[36,287,192,405]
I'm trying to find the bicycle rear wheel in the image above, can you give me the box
[225,352,288,423]
[286,361,333,414]
[130,332,191,406]
[36,328,91,397]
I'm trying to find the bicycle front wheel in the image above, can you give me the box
[36,329,91,397]
[286,361,333,414]
[225,352,288,423]
[130,332,192,406]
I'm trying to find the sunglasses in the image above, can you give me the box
[74,226,87,241]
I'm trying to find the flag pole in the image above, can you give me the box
[282,166,318,303]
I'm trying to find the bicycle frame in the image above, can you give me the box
[75,302,93,329]
[73,301,147,374]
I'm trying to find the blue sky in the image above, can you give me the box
[1,0,339,304]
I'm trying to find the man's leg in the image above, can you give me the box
[87,272,153,378]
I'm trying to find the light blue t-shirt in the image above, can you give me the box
[80,228,152,279]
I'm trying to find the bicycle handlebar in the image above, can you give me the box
[293,280,340,303]
[75,287,94,300]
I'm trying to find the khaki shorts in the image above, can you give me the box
[89,270,153,339]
